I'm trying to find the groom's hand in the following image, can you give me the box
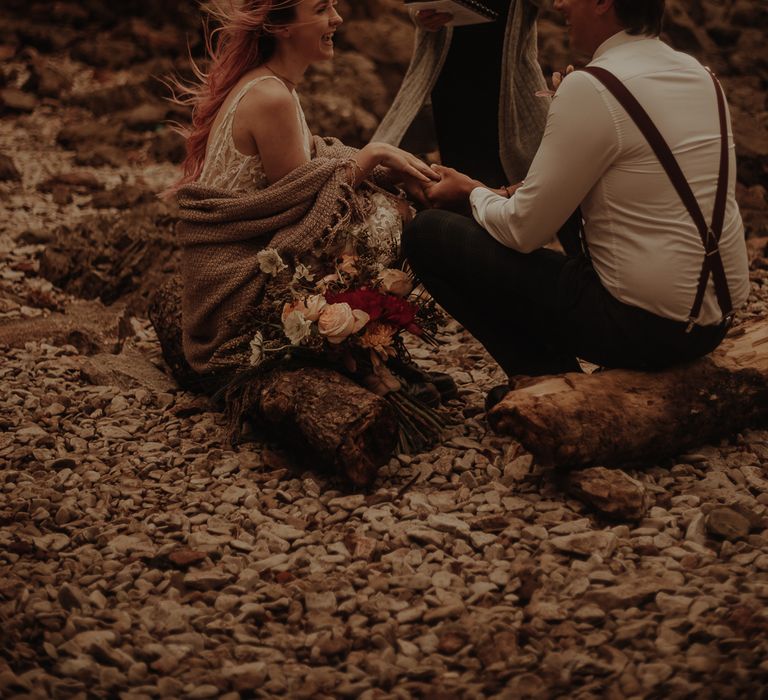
[423,165,483,212]
[400,174,431,210]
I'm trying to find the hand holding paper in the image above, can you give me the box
[405,0,498,27]
[414,9,454,31]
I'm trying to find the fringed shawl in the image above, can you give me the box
[372,0,550,184]
[176,136,384,373]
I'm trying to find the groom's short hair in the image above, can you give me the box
[614,0,664,37]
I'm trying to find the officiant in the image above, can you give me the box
[374,0,549,187]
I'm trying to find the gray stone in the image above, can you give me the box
[550,531,618,558]
[183,569,235,592]
[706,507,750,540]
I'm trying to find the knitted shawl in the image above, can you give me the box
[372,0,550,184]
[176,136,380,374]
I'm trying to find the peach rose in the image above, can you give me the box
[318,302,369,344]
[378,268,413,298]
[282,294,327,325]
[301,294,327,322]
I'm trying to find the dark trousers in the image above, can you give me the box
[403,210,728,377]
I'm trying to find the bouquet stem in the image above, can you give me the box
[385,389,447,455]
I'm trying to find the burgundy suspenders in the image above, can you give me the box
[581,65,733,331]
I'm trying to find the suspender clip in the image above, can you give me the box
[685,317,697,334]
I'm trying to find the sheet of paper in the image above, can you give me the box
[405,0,496,26]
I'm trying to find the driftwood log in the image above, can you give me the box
[488,317,768,468]
[148,278,397,486]
[253,366,397,486]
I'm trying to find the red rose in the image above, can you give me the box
[327,287,422,335]
[326,288,385,321]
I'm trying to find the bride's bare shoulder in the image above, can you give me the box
[232,74,302,148]
[237,74,294,117]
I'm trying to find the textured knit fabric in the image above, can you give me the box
[177,136,384,373]
[373,0,549,183]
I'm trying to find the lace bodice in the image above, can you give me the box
[198,75,313,194]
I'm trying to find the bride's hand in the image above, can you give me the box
[355,143,439,187]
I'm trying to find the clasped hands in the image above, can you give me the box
[359,142,518,212]
[360,142,483,212]
[401,165,483,213]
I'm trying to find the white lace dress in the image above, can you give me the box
[197,75,403,265]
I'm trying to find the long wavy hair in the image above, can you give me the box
[165,0,300,195]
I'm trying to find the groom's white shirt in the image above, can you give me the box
[469,31,749,326]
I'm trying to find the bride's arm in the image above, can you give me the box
[236,81,311,185]
[353,142,438,188]
[236,81,436,188]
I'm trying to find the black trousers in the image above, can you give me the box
[403,210,728,377]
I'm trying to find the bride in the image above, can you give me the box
[169,0,437,376]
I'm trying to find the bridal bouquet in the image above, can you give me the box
[225,211,446,452]
[249,246,437,392]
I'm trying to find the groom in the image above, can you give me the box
[403,0,749,392]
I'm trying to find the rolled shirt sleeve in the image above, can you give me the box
[469,71,620,253]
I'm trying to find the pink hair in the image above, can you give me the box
[165,0,299,196]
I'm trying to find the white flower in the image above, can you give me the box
[257,247,287,275]
[316,272,340,292]
[282,309,313,345]
[368,193,403,241]
[337,254,359,276]
[346,222,367,241]
[292,262,314,283]
[248,331,265,367]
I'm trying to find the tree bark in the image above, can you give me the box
[148,278,397,486]
[488,318,768,468]
[254,367,397,487]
